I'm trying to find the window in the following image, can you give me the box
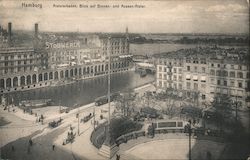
[159,73,162,79]
[178,75,182,81]
[158,81,162,87]
[179,68,182,72]
[202,67,206,73]
[194,66,197,72]
[159,66,162,72]
[194,83,198,90]
[173,75,177,81]
[230,81,235,87]
[18,55,21,59]
[230,71,235,78]
[237,72,243,78]
[231,65,234,69]
[223,71,228,77]
[238,82,242,88]
[247,72,250,79]
[210,78,215,84]
[216,70,221,76]
[210,69,215,75]
[211,63,214,67]
[187,66,190,71]
[201,84,206,89]
[186,82,191,90]
[217,64,220,68]
[202,94,206,100]
[164,74,167,80]
[224,80,227,86]
[173,68,177,73]
[217,80,221,85]
[178,84,182,89]
[239,65,242,70]
[4,62,8,66]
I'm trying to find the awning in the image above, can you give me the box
[193,75,198,80]
[186,75,191,79]
[201,76,206,81]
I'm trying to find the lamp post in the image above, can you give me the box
[77,110,80,136]
[188,119,192,160]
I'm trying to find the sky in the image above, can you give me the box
[0,0,249,34]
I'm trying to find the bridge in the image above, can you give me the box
[135,62,156,73]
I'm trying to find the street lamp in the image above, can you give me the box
[233,96,240,122]
[187,119,192,160]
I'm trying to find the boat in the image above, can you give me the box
[140,70,147,77]
[19,99,53,108]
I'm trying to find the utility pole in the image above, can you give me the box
[108,36,111,124]
[235,96,238,122]
[77,108,80,136]
[93,105,96,130]
[188,120,192,160]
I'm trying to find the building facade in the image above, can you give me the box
[155,47,250,108]
[0,23,132,93]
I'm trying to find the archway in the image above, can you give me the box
[21,76,26,85]
[95,66,97,73]
[13,77,18,87]
[32,74,37,84]
[0,79,4,89]
[74,68,77,76]
[39,74,43,82]
[6,78,11,88]
[70,69,73,77]
[49,72,53,80]
[27,75,31,85]
[65,70,69,78]
[79,68,82,75]
[60,71,64,79]
[87,67,90,74]
[44,73,48,81]
[54,71,58,80]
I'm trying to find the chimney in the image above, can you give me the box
[35,23,38,39]
[8,22,12,43]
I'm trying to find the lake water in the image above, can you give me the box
[7,71,155,107]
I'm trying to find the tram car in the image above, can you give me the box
[94,93,121,106]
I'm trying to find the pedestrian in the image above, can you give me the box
[11,145,15,151]
[52,144,55,151]
[116,154,120,160]
[29,139,33,146]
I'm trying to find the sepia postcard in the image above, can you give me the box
[0,0,249,159]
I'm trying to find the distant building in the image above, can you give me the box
[155,46,250,107]
[0,25,132,93]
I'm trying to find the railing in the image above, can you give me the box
[114,127,225,146]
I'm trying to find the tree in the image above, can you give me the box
[211,93,233,132]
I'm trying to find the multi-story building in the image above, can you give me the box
[0,24,132,93]
[46,28,130,69]
[155,47,250,108]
